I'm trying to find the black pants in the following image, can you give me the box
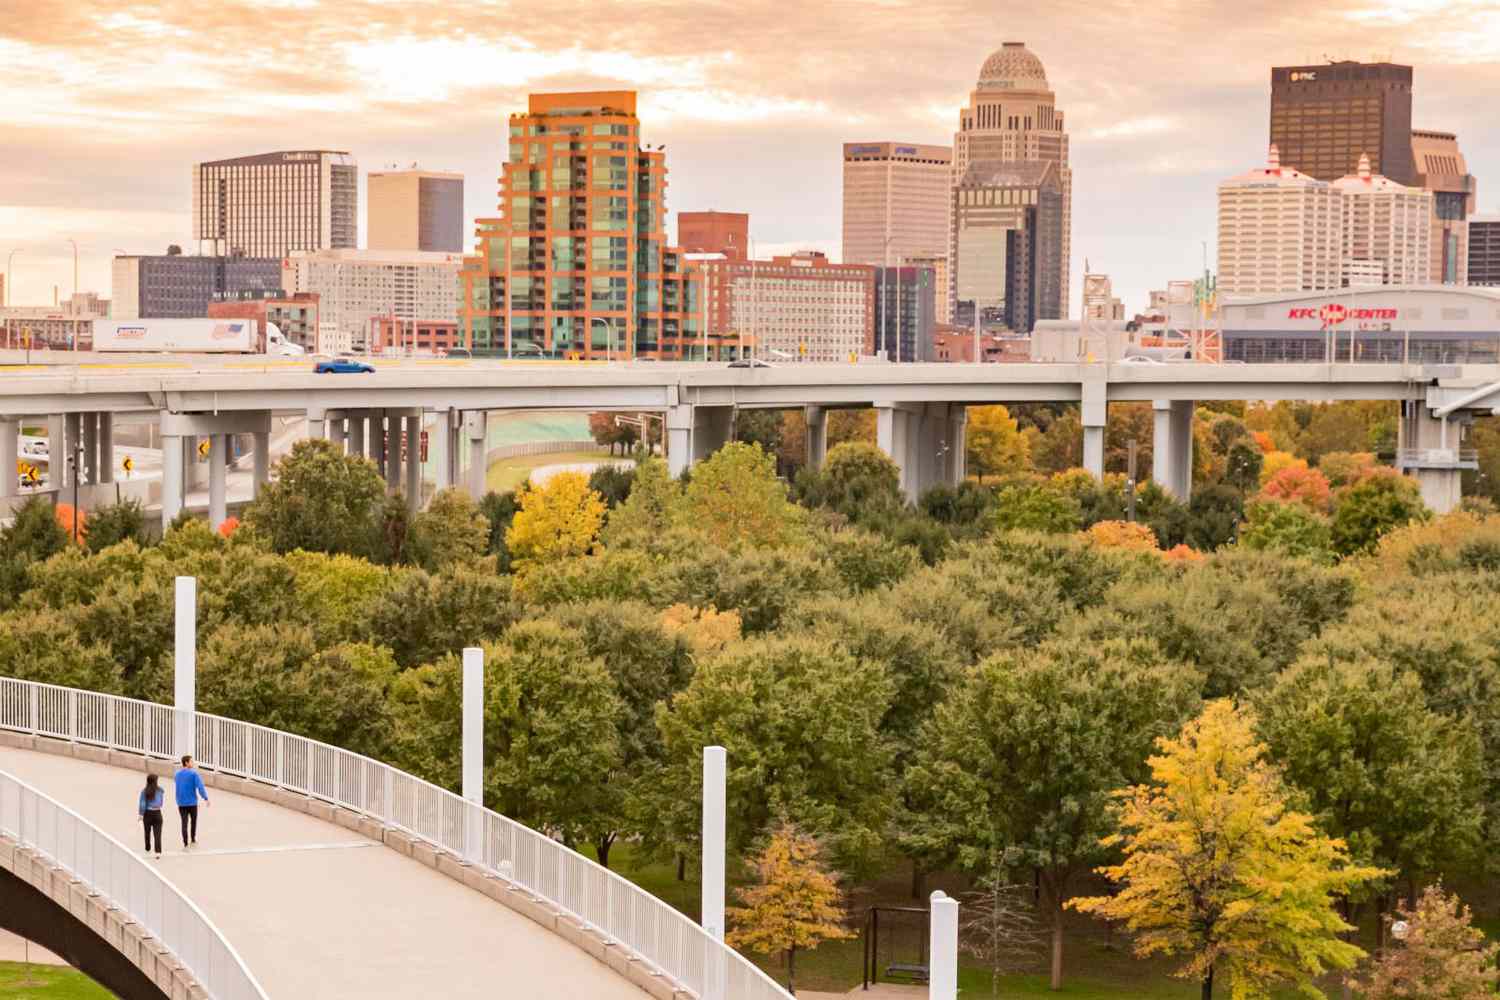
[142,810,162,853]
[179,805,198,846]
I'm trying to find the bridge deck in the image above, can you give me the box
[1,746,645,999]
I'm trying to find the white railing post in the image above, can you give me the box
[702,745,727,1000]
[462,646,484,863]
[929,890,959,1000]
[174,576,196,760]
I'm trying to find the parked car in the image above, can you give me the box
[314,359,375,374]
[727,358,775,369]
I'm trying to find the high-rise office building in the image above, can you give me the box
[841,142,952,270]
[1269,62,1416,185]
[458,91,707,358]
[368,169,465,253]
[950,160,1064,335]
[1334,154,1432,287]
[1470,216,1500,286]
[1217,147,1343,295]
[903,253,951,324]
[954,43,1071,316]
[111,254,283,319]
[191,151,357,257]
[698,251,873,362]
[1410,129,1477,284]
[678,211,749,260]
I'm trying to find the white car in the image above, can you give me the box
[1119,355,1166,365]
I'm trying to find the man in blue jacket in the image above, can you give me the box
[174,755,210,848]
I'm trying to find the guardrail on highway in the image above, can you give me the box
[0,765,268,1000]
[0,677,791,1000]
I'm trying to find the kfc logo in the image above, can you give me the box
[1286,305,1398,328]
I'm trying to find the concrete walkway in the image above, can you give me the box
[529,459,629,485]
[0,747,645,999]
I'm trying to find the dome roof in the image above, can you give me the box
[979,43,1048,90]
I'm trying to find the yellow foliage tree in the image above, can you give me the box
[1084,520,1159,553]
[683,442,802,550]
[965,405,1031,482]
[727,822,854,994]
[1070,700,1383,1000]
[659,603,742,659]
[1258,450,1307,487]
[505,471,606,586]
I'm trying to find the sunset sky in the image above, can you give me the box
[4,0,1498,313]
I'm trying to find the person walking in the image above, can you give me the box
[174,755,210,849]
[138,774,164,859]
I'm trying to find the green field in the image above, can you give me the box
[0,962,111,999]
[485,448,617,493]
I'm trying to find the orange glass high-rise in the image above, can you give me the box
[459,91,716,359]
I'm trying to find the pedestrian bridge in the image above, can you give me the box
[0,678,787,1000]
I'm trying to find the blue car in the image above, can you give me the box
[314,359,375,374]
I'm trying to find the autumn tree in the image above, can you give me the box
[683,441,803,549]
[966,405,1030,482]
[903,636,1200,989]
[726,822,854,995]
[1071,700,1383,1000]
[407,487,490,572]
[1357,885,1500,1000]
[1259,464,1332,511]
[960,873,1044,999]
[1239,499,1335,564]
[505,470,606,583]
[1331,470,1428,557]
[243,439,387,558]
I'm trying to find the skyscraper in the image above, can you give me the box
[457,91,706,358]
[368,169,465,253]
[1469,216,1500,287]
[1269,62,1416,185]
[1334,154,1432,287]
[1410,129,1477,284]
[678,211,749,260]
[191,151,357,257]
[1217,147,1342,295]
[950,160,1064,334]
[841,143,952,268]
[954,43,1071,316]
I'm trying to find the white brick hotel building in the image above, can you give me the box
[282,249,462,350]
[697,251,875,362]
[1218,146,1343,295]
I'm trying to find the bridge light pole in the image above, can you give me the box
[462,646,484,863]
[174,576,196,759]
[929,890,958,1000]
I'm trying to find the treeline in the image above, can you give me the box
[3,435,1499,995]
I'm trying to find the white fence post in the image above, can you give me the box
[702,745,726,939]
[174,576,196,759]
[929,890,958,1000]
[462,646,484,863]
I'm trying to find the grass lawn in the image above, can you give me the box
[0,962,111,999]
[485,448,616,493]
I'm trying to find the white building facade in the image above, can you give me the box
[1335,154,1432,288]
[1218,146,1343,295]
[282,250,462,350]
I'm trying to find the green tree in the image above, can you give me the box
[796,441,904,521]
[587,462,635,508]
[966,405,1031,482]
[0,496,71,608]
[992,481,1081,534]
[726,822,854,995]
[683,441,803,550]
[83,498,148,553]
[1070,700,1383,1000]
[407,487,489,573]
[1255,658,1486,945]
[1030,411,1082,474]
[369,567,520,669]
[653,636,894,872]
[283,550,392,645]
[478,490,520,559]
[904,636,1200,989]
[1223,439,1264,494]
[653,536,836,634]
[1186,483,1244,551]
[1331,471,1429,556]
[1239,499,1335,563]
[242,439,387,558]
[0,608,122,691]
[391,620,622,848]
[600,456,683,548]
[820,527,919,593]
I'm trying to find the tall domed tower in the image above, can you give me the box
[955,43,1072,317]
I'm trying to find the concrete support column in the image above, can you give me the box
[174,576,196,759]
[1081,375,1107,480]
[430,409,457,490]
[1082,425,1105,479]
[208,433,228,531]
[82,413,98,485]
[666,404,734,478]
[97,414,113,484]
[349,411,367,458]
[903,407,923,502]
[876,403,917,500]
[928,891,958,1000]
[385,411,402,494]
[804,406,828,471]
[46,415,64,487]
[0,418,17,499]
[1151,400,1194,501]
[666,405,694,479]
[307,408,326,441]
[161,433,184,529]
[404,414,422,511]
[1397,401,1469,513]
[373,411,389,473]
[466,411,488,500]
[328,414,346,453]
[462,646,484,863]
[252,431,270,498]
[64,412,81,487]
[947,406,968,485]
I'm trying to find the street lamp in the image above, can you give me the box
[65,239,78,303]
[590,316,617,363]
[5,249,22,307]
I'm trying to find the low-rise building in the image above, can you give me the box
[369,317,463,355]
[112,253,283,320]
[283,249,462,351]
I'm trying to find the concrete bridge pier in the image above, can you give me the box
[429,408,460,493]
[666,404,734,479]
[159,411,273,532]
[1397,401,1473,514]
[348,410,368,459]
[1152,399,1194,500]
[465,410,488,500]
[404,412,422,511]
[877,402,967,501]
[0,418,16,500]
[804,405,828,471]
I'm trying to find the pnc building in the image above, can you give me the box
[458,91,708,358]
[1269,62,1416,185]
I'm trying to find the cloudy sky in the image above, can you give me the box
[3,0,1498,314]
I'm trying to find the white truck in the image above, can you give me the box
[93,318,305,356]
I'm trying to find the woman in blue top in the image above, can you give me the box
[138,774,164,858]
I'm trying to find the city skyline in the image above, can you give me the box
[3,0,1497,312]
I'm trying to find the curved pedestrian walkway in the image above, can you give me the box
[0,745,646,999]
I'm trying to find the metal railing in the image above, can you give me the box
[0,677,791,1000]
[0,767,268,1000]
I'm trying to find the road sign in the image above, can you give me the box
[122,455,134,475]
[19,463,39,487]
[197,438,210,459]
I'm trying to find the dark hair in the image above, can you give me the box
[181,755,192,767]
[144,774,159,798]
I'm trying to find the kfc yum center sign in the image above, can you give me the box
[1288,304,1398,329]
